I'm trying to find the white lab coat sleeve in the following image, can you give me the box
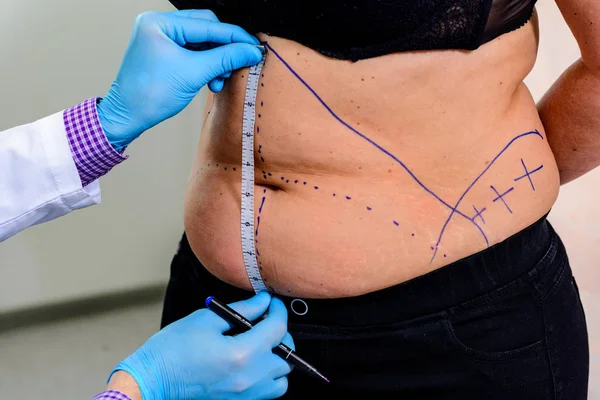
[0,111,101,242]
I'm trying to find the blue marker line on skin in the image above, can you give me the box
[472,205,487,225]
[259,197,266,213]
[514,158,543,191]
[393,221,399,226]
[256,194,267,239]
[264,43,487,245]
[491,185,514,214]
[264,42,542,262]
[430,130,543,261]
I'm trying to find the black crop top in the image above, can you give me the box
[168,0,537,61]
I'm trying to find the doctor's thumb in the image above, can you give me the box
[198,43,263,86]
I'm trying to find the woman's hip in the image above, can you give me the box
[161,218,589,398]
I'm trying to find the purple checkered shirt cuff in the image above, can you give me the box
[90,390,132,400]
[63,97,128,187]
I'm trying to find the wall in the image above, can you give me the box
[0,0,205,312]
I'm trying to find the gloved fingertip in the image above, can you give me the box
[229,44,263,69]
[269,296,286,312]
[281,332,296,351]
[255,290,272,302]
[208,78,225,93]
[229,291,271,321]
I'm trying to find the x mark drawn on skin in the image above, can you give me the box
[262,42,545,262]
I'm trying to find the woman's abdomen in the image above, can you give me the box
[183,25,560,298]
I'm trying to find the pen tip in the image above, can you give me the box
[205,296,214,307]
[324,378,330,383]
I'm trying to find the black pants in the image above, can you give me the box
[161,217,589,399]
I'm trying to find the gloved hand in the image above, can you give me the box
[97,10,263,150]
[111,292,294,400]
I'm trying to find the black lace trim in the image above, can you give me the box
[169,0,537,61]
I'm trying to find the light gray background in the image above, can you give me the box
[0,0,203,312]
[0,0,598,398]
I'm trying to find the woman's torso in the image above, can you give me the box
[184,12,560,298]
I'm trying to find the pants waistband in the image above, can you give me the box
[275,215,558,326]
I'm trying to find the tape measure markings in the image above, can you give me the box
[241,57,268,293]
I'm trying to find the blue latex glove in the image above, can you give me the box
[111,292,295,400]
[97,10,263,150]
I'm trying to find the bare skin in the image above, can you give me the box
[106,371,141,400]
[539,0,600,184]
[184,14,561,299]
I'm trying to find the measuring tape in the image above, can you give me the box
[240,56,268,293]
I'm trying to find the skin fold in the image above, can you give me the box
[183,3,600,298]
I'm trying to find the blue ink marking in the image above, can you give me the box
[258,114,261,118]
[514,158,544,191]
[261,101,264,106]
[367,206,372,211]
[286,180,289,183]
[304,182,307,185]
[393,221,399,226]
[314,186,319,190]
[268,172,272,176]
[256,194,267,241]
[224,167,227,170]
[233,168,236,171]
[264,43,489,247]
[262,170,266,174]
[261,157,265,162]
[412,233,415,236]
[255,216,261,237]
[257,127,260,133]
[295,180,299,184]
[264,42,543,262]
[261,83,264,87]
[281,177,285,180]
[471,205,487,225]
[263,175,267,179]
[346,196,352,200]
[491,185,514,214]
[216,164,219,167]
[256,249,260,256]
[430,130,543,262]
[333,193,336,196]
